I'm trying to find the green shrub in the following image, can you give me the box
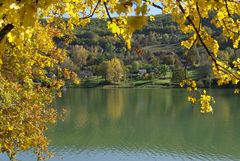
[171,68,186,83]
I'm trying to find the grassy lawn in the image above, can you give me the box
[153,79,171,85]
[71,68,209,88]
[187,69,208,79]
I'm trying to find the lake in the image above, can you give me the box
[1,88,240,161]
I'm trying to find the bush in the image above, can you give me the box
[171,68,186,83]
[157,65,169,78]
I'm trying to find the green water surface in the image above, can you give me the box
[7,88,240,161]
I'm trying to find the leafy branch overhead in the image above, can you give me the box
[0,0,240,160]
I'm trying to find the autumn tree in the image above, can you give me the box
[0,0,240,160]
[106,58,124,83]
[132,61,141,72]
[71,45,89,68]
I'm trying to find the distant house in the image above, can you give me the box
[79,70,93,78]
[138,69,147,76]
[127,69,147,79]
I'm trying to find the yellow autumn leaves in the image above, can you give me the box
[0,0,240,160]
[164,0,239,112]
[106,58,124,83]
[199,90,214,113]
[107,16,147,49]
[180,80,214,113]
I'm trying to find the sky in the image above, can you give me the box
[148,6,162,15]
[63,4,162,18]
[110,5,162,17]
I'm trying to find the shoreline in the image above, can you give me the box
[65,80,238,89]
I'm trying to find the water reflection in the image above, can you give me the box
[107,90,124,120]
[11,89,240,161]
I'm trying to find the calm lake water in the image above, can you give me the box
[1,88,240,161]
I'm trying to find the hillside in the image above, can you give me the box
[59,14,239,87]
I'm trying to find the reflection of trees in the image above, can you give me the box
[75,106,88,128]
[50,88,240,158]
[216,95,231,122]
[107,89,124,120]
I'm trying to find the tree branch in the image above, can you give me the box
[176,0,217,65]
[224,0,231,17]
[80,0,101,19]
[103,2,129,49]
[176,0,240,80]
[142,0,163,10]
[103,2,112,22]
[0,24,14,42]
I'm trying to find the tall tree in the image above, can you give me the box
[72,45,89,67]
[106,58,124,83]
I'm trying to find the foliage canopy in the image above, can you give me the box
[0,0,239,160]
